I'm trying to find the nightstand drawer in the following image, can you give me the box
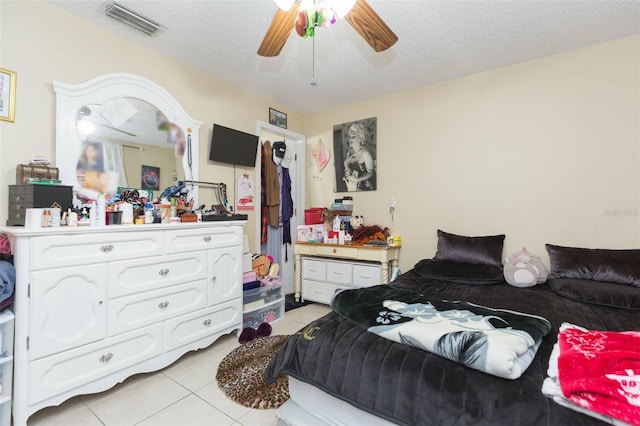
[302,258,326,281]
[353,264,381,287]
[326,261,352,285]
[302,280,344,305]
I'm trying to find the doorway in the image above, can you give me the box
[255,121,306,295]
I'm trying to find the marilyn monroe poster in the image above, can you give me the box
[333,117,377,192]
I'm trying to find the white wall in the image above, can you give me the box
[304,36,640,271]
[0,1,303,251]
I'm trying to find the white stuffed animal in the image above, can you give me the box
[503,247,549,288]
[349,215,364,230]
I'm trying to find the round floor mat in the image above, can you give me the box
[216,334,290,409]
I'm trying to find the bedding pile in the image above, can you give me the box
[331,286,551,379]
[543,323,640,425]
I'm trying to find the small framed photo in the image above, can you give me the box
[0,68,17,123]
[269,107,287,129]
[141,165,160,191]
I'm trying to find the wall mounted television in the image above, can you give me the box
[209,124,259,167]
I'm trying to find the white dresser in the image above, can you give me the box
[1,222,244,426]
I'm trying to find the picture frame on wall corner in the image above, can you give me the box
[269,107,287,129]
[0,68,17,123]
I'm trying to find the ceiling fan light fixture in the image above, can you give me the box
[274,0,296,12]
[104,1,164,36]
[332,0,356,19]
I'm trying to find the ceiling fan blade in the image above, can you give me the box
[345,0,398,52]
[258,4,300,57]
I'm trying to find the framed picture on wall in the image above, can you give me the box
[141,165,160,190]
[333,117,377,192]
[269,108,287,129]
[0,68,17,122]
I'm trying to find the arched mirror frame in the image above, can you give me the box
[53,73,201,204]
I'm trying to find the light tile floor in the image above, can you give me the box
[27,303,331,426]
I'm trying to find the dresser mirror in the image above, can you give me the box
[54,73,202,203]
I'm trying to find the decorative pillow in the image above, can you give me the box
[548,278,640,311]
[546,244,640,287]
[414,259,504,285]
[434,230,505,267]
[503,249,549,288]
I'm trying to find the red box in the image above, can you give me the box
[304,208,324,225]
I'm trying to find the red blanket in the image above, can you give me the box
[558,326,640,425]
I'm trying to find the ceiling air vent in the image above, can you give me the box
[104,2,163,36]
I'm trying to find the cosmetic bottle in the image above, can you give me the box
[96,194,106,226]
[170,198,177,218]
[144,203,154,224]
[68,210,78,227]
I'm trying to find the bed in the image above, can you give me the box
[265,238,640,425]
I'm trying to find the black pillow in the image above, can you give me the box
[548,278,640,311]
[546,244,640,287]
[434,230,505,267]
[414,259,504,285]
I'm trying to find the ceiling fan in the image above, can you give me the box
[258,0,398,57]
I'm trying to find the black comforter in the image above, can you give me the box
[265,270,640,425]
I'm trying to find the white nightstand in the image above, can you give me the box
[294,243,401,303]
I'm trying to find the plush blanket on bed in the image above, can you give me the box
[543,323,640,426]
[331,286,551,379]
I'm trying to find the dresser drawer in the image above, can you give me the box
[315,245,358,259]
[164,299,241,352]
[165,227,242,254]
[29,324,162,405]
[108,280,207,336]
[353,264,381,287]
[302,258,326,281]
[109,252,208,298]
[326,261,352,285]
[31,232,163,270]
[302,280,345,305]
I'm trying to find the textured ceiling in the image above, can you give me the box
[48,0,640,114]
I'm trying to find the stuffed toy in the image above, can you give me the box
[349,215,364,230]
[503,247,549,288]
[252,254,272,278]
[350,225,390,245]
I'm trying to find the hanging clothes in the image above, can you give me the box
[260,141,269,244]
[264,141,280,228]
[281,167,293,245]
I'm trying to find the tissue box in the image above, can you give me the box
[297,224,326,243]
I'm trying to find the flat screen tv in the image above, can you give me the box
[209,124,259,167]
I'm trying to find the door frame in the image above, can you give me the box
[255,120,306,271]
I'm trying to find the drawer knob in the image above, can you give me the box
[15,196,24,202]
[158,301,169,309]
[203,319,212,327]
[159,268,170,276]
[100,245,114,253]
[99,353,113,363]
[16,205,25,210]
[203,236,212,242]
[333,248,337,254]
